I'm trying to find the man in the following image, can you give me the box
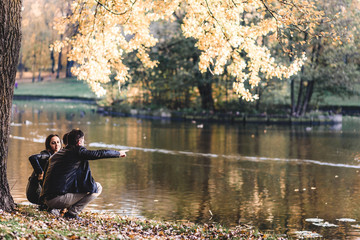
[41,129,126,219]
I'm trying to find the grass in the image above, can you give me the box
[14,78,97,99]
[0,204,287,239]
[14,77,360,109]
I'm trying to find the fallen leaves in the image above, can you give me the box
[0,204,285,239]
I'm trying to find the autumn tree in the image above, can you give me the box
[288,0,360,116]
[125,14,217,110]
[52,0,324,101]
[0,0,328,212]
[0,0,22,211]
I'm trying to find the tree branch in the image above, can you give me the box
[203,0,229,40]
[94,0,136,16]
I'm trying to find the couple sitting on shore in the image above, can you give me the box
[26,129,126,219]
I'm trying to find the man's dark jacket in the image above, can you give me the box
[41,145,120,200]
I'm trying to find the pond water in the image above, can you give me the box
[8,100,360,238]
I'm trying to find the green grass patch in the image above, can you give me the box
[14,78,97,99]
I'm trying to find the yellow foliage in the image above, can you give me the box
[54,0,324,100]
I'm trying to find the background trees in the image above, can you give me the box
[20,0,74,81]
[288,0,360,116]
[17,0,360,115]
[52,0,325,101]
[1,0,358,212]
[16,0,360,115]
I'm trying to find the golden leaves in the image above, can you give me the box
[54,0,324,100]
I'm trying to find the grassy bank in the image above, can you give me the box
[13,78,346,124]
[14,78,97,99]
[0,205,286,239]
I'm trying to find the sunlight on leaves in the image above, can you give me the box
[53,0,325,100]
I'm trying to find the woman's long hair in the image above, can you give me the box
[45,134,60,153]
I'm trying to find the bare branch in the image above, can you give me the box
[94,0,135,16]
[259,0,279,22]
[203,0,230,40]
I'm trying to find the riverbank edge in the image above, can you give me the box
[0,204,287,239]
[13,94,343,125]
[13,94,97,104]
[98,107,343,125]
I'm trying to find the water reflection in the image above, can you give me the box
[8,100,360,238]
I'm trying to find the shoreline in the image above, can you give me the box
[13,95,344,125]
[13,94,96,104]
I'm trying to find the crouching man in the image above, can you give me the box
[40,129,126,219]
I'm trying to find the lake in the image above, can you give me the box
[8,100,360,238]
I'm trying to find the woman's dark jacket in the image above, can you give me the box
[29,150,51,176]
[41,145,120,200]
[26,150,51,204]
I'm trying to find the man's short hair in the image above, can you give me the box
[67,129,84,146]
[62,132,69,146]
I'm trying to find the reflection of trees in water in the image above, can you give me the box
[194,126,211,223]
[9,102,360,237]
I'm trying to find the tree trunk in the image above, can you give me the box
[295,73,304,116]
[56,35,63,79]
[294,33,308,116]
[197,82,214,110]
[66,60,74,78]
[32,53,36,82]
[37,69,42,82]
[300,80,315,116]
[290,78,295,116]
[288,35,296,116]
[256,87,262,111]
[298,38,321,116]
[0,0,22,212]
[195,71,214,110]
[18,52,24,79]
[50,49,55,74]
[56,50,62,79]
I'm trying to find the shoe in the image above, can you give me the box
[64,212,82,220]
[38,204,47,211]
[47,208,61,216]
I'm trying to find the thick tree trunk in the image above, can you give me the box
[196,72,215,110]
[294,33,308,116]
[0,0,22,212]
[197,81,215,110]
[300,80,315,116]
[66,60,74,78]
[297,39,320,116]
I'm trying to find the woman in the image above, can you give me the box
[26,134,61,206]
